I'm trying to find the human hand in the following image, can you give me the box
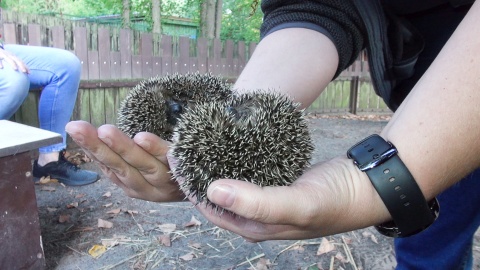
[65,120,185,202]
[173,157,391,242]
[0,47,29,73]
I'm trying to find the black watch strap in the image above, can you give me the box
[347,134,439,237]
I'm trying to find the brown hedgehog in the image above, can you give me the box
[117,73,314,207]
[117,73,232,140]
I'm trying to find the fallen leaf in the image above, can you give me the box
[316,238,335,256]
[127,210,138,215]
[67,202,79,209]
[88,244,107,258]
[335,252,349,263]
[98,218,113,229]
[179,252,195,261]
[75,194,86,199]
[103,203,113,208]
[41,186,56,192]
[291,245,305,252]
[158,235,171,247]
[254,258,271,270]
[47,207,58,212]
[107,208,121,214]
[102,239,120,248]
[189,242,201,249]
[362,231,378,244]
[102,191,112,198]
[58,214,70,223]
[158,223,176,234]
[184,216,202,227]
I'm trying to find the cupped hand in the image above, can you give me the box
[175,157,391,242]
[0,48,29,73]
[66,120,185,202]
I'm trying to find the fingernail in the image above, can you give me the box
[208,185,236,207]
[68,132,85,144]
[137,140,151,149]
[99,136,112,147]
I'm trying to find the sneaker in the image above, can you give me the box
[33,150,100,186]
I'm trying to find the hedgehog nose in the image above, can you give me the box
[167,101,183,125]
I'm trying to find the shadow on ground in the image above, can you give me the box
[34,115,479,270]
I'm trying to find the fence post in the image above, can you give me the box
[349,76,359,115]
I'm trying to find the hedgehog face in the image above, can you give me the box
[117,73,232,140]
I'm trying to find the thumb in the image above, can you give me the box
[207,179,314,225]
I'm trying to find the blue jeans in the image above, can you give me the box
[395,168,480,270]
[0,45,81,153]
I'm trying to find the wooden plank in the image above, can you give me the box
[161,56,172,75]
[0,152,45,269]
[211,39,222,75]
[178,36,190,74]
[0,120,62,157]
[27,24,41,46]
[224,39,234,77]
[18,91,40,128]
[152,56,162,76]
[140,33,153,77]
[3,23,17,44]
[87,51,100,80]
[74,88,91,122]
[236,41,246,76]
[197,37,208,74]
[98,27,111,80]
[248,42,257,60]
[74,27,89,80]
[161,35,173,57]
[110,51,121,79]
[131,55,143,78]
[120,29,133,79]
[104,88,117,125]
[51,26,65,49]
[89,88,105,127]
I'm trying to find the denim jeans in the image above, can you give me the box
[394,168,480,270]
[0,44,81,153]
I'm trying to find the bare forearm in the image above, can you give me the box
[382,1,480,200]
[234,28,339,108]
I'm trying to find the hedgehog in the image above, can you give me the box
[117,73,314,208]
[117,72,232,140]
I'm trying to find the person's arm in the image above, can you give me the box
[195,1,480,241]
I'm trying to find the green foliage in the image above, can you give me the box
[221,0,262,42]
[0,0,262,42]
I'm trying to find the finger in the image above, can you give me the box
[133,131,170,165]
[97,125,171,184]
[206,179,317,227]
[66,121,153,191]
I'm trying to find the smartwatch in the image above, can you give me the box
[347,134,439,237]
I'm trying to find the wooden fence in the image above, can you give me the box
[1,8,391,133]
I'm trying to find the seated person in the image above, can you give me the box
[0,42,99,186]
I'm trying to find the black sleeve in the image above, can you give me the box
[260,0,366,79]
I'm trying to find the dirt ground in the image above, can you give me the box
[33,114,480,270]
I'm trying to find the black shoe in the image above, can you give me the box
[33,150,99,186]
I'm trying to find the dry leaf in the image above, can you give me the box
[316,238,335,256]
[103,203,113,208]
[158,223,176,234]
[158,235,171,247]
[127,210,138,215]
[179,252,195,261]
[184,216,202,227]
[75,194,86,199]
[47,207,58,212]
[67,202,79,209]
[362,231,378,244]
[41,186,56,192]
[291,245,305,252]
[88,244,107,258]
[335,252,349,263]
[107,208,121,214]
[58,214,70,223]
[189,242,202,249]
[102,191,112,198]
[254,258,271,270]
[98,218,113,229]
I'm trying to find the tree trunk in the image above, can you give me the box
[152,0,161,34]
[122,0,131,29]
[200,0,222,39]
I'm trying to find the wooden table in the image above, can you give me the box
[0,120,62,269]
